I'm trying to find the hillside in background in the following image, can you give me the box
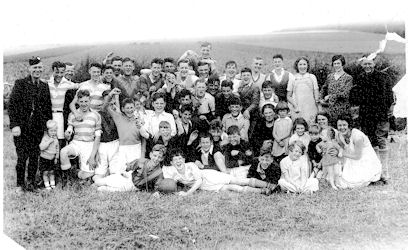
[3,30,406,85]
[277,20,405,37]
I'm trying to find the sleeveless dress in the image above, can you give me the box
[287,73,319,123]
[338,129,382,188]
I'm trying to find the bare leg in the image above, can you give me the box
[49,170,56,188]
[43,171,50,189]
[327,165,338,190]
[333,164,341,188]
[220,184,263,193]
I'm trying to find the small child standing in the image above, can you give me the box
[39,120,60,190]
[272,101,292,163]
[278,140,319,194]
[316,127,343,190]
[307,124,323,178]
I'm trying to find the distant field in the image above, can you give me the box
[231,30,406,54]
[2,30,406,85]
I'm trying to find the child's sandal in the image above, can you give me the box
[51,185,56,189]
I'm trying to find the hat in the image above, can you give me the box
[29,56,41,66]
[274,101,290,112]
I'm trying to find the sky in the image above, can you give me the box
[1,0,406,53]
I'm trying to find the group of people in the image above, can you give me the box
[8,42,393,196]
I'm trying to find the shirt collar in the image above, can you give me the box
[276,116,291,121]
[230,113,242,121]
[201,144,214,154]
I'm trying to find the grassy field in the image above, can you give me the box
[3,113,408,249]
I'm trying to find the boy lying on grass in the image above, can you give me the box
[93,144,166,192]
[160,148,273,196]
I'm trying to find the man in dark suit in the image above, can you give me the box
[9,57,52,192]
[350,56,394,184]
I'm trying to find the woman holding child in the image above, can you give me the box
[335,115,382,188]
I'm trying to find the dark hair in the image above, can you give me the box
[221,80,233,89]
[151,92,166,103]
[51,61,66,71]
[288,140,306,154]
[227,125,240,135]
[179,104,193,114]
[225,60,237,68]
[332,55,346,66]
[197,61,210,68]
[207,75,220,85]
[261,80,274,89]
[315,111,331,124]
[178,89,192,99]
[121,98,134,108]
[102,65,114,73]
[122,57,134,65]
[272,54,283,60]
[240,67,252,74]
[292,117,309,132]
[199,132,213,142]
[294,57,310,73]
[164,57,175,64]
[336,113,354,129]
[77,90,90,99]
[261,104,275,114]
[228,96,242,107]
[111,56,123,63]
[151,58,164,66]
[209,119,222,130]
[169,148,185,160]
[89,62,102,70]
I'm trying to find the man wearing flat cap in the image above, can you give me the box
[9,57,52,192]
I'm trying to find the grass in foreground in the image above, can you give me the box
[3,128,408,249]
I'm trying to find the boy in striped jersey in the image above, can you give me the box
[60,90,102,180]
[69,63,111,121]
[48,61,78,146]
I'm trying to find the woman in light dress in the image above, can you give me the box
[287,57,319,124]
[335,115,382,188]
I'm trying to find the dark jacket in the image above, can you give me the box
[247,158,281,184]
[9,75,52,136]
[350,70,393,121]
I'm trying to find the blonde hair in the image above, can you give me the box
[46,120,57,129]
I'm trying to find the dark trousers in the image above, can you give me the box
[13,133,42,187]
[361,119,389,150]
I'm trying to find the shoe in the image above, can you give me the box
[380,177,389,185]
[262,187,272,196]
[270,185,281,193]
[25,183,39,193]
[15,186,25,194]
[370,180,385,186]
[45,186,52,190]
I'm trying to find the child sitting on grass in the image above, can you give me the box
[316,127,343,190]
[278,140,319,194]
[247,145,281,193]
[39,120,59,190]
[161,148,273,196]
[223,125,253,178]
[94,144,166,192]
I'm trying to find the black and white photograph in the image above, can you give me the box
[2,0,407,248]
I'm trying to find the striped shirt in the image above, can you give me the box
[78,81,111,111]
[48,77,78,112]
[68,110,102,142]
